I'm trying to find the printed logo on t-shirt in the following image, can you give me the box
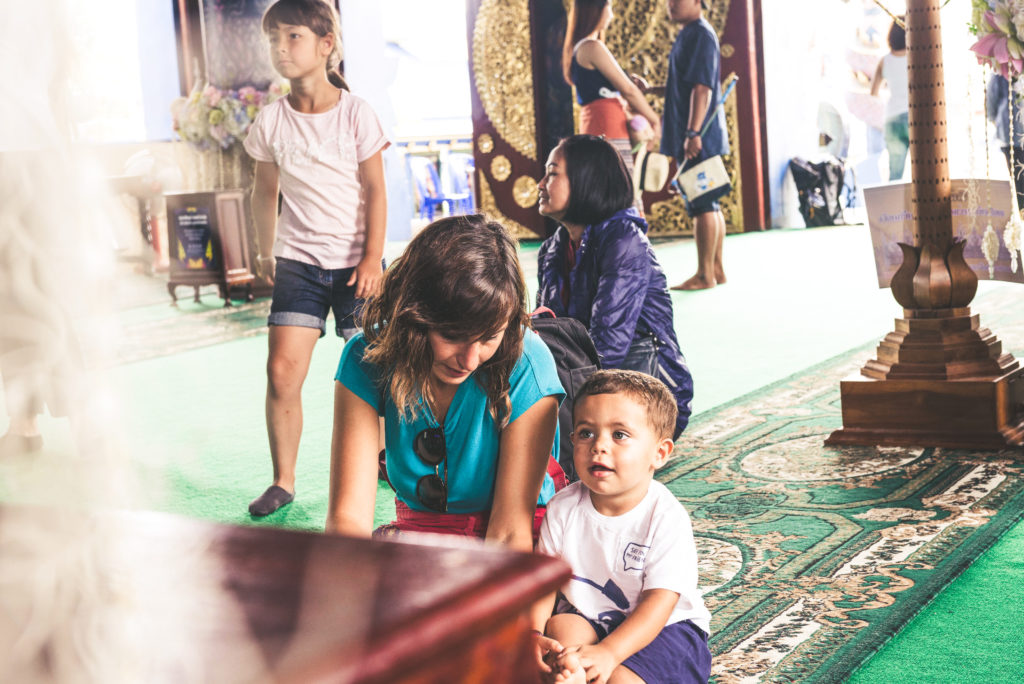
[623,542,649,572]
[272,136,358,168]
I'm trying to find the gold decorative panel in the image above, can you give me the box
[478,169,535,239]
[472,0,537,162]
[491,155,512,182]
[513,175,539,208]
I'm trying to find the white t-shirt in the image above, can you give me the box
[243,91,389,269]
[882,53,909,120]
[538,480,711,636]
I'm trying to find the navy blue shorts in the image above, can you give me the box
[269,257,363,339]
[621,619,711,684]
[685,194,721,218]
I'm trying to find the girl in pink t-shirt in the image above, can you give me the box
[243,0,389,517]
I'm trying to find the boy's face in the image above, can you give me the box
[266,23,332,80]
[572,393,674,516]
[666,0,702,24]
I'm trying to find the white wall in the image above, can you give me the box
[762,0,990,227]
[340,0,415,241]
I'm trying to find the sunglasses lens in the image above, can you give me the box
[414,427,446,465]
[416,474,447,512]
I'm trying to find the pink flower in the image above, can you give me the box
[971,28,1023,78]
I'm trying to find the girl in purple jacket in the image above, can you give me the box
[537,134,694,437]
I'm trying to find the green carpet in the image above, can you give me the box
[662,333,1024,682]
[4,225,1023,680]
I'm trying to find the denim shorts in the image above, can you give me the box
[269,257,365,339]
[685,193,721,218]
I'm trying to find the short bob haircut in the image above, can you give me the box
[556,134,635,226]
[359,214,530,427]
[574,369,678,441]
[887,17,906,52]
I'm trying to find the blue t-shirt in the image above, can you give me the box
[661,17,729,162]
[335,328,565,513]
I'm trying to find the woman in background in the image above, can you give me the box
[871,17,908,182]
[536,134,693,439]
[563,0,661,171]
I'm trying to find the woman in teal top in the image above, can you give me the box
[328,215,564,551]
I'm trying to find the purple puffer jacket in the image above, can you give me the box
[536,208,694,436]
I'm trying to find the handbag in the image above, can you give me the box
[674,154,731,205]
[672,73,738,206]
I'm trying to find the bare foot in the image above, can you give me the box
[552,651,585,683]
[671,274,715,290]
[714,265,726,284]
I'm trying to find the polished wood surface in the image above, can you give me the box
[0,505,570,683]
[832,0,1024,449]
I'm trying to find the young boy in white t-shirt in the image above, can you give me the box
[534,369,711,684]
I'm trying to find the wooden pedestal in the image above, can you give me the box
[827,368,1024,448]
[828,307,1024,449]
[165,190,256,306]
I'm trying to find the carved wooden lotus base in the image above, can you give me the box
[827,308,1024,448]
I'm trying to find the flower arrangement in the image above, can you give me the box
[970,1,1024,78]
[171,82,289,151]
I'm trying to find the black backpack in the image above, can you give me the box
[788,156,846,227]
[531,308,601,482]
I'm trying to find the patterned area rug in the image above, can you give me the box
[670,287,1024,683]
[118,299,271,365]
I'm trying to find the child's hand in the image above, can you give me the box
[550,648,585,683]
[534,633,564,673]
[257,255,276,284]
[348,256,384,299]
[574,643,619,684]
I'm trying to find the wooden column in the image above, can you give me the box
[720,0,769,231]
[827,0,1024,449]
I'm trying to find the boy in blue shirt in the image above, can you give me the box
[635,0,730,291]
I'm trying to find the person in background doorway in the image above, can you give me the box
[564,0,661,174]
[987,73,1024,211]
[870,17,908,182]
[244,0,389,517]
[633,0,729,291]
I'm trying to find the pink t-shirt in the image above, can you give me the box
[244,91,389,269]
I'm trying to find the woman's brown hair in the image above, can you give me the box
[360,215,531,427]
[562,0,610,86]
[262,0,350,90]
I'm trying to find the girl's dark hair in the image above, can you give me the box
[562,0,609,85]
[360,215,530,427]
[262,0,349,90]
[558,134,634,226]
[888,17,906,52]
